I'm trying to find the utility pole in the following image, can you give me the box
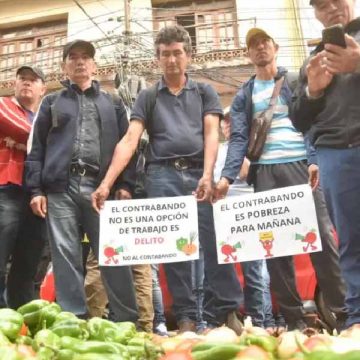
[123,0,131,48]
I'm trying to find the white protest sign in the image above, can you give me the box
[99,195,199,266]
[213,184,321,264]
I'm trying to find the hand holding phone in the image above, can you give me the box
[322,24,346,48]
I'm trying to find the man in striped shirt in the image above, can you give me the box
[0,66,46,308]
[214,28,347,332]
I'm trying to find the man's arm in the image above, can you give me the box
[0,97,31,144]
[91,119,144,212]
[25,95,52,218]
[113,97,137,196]
[194,113,219,202]
[213,89,249,201]
[290,55,329,133]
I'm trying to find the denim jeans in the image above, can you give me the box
[0,187,24,307]
[317,147,360,327]
[145,164,243,325]
[151,264,166,326]
[228,184,265,327]
[241,260,265,327]
[262,260,286,328]
[0,186,47,309]
[46,174,138,322]
[191,247,207,330]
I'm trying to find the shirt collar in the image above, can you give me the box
[158,74,196,91]
[61,79,100,95]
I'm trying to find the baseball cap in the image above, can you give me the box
[246,28,273,48]
[62,40,96,60]
[16,66,45,82]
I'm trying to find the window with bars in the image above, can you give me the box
[0,19,67,81]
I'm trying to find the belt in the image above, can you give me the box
[152,157,203,171]
[70,164,99,177]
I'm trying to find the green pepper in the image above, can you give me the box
[50,319,89,340]
[60,336,130,356]
[244,334,277,353]
[0,330,11,345]
[72,354,127,360]
[33,329,61,352]
[0,308,24,341]
[57,349,75,360]
[36,346,56,360]
[53,312,78,324]
[17,299,50,327]
[192,342,243,352]
[17,300,61,335]
[87,317,126,343]
[15,335,33,346]
[126,337,160,359]
[0,347,24,360]
[191,344,246,360]
[114,321,137,344]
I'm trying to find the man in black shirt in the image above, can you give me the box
[291,0,360,329]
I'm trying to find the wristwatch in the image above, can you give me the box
[305,86,324,100]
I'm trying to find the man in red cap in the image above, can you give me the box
[0,65,47,308]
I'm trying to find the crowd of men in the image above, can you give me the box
[0,0,359,335]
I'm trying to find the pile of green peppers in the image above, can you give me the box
[0,300,162,360]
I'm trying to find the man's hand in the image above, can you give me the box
[306,52,333,97]
[239,158,250,181]
[212,177,230,203]
[308,164,319,191]
[115,188,132,200]
[194,176,213,202]
[91,184,111,213]
[323,34,360,74]
[30,195,47,218]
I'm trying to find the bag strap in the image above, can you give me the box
[261,75,285,126]
[268,76,285,108]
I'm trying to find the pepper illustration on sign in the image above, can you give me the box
[103,244,124,264]
[295,229,318,252]
[176,232,198,256]
[259,231,274,258]
[219,241,242,262]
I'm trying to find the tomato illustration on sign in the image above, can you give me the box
[103,245,124,264]
[295,229,318,252]
[220,241,242,262]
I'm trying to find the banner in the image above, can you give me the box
[99,195,199,266]
[213,184,321,264]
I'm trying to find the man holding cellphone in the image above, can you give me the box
[291,0,360,329]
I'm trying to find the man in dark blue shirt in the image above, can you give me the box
[92,25,244,334]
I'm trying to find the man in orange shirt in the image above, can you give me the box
[0,66,46,308]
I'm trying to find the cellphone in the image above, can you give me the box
[322,24,346,48]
